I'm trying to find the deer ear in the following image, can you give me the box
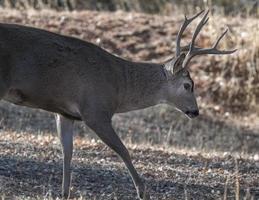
[172,53,185,74]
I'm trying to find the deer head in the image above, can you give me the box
[164,10,237,118]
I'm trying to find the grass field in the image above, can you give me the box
[0,8,258,200]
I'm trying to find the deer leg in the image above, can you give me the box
[83,117,149,200]
[0,81,8,100]
[55,114,74,199]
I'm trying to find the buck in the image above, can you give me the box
[0,10,236,199]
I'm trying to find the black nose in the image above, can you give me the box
[185,110,199,118]
[192,110,199,116]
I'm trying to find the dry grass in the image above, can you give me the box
[198,14,259,113]
[0,0,258,17]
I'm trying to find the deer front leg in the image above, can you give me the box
[83,116,149,200]
[55,114,74,199]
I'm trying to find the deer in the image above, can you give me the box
[0,10,236,199]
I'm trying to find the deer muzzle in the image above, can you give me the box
[185,110,199,118]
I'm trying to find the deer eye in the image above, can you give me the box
[184,83,191,91]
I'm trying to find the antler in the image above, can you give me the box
[182,10,237,68]
[175,10,204,57]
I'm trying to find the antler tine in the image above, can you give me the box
[182,10,237,69]
[175,10,204,57]
[182,10,210,68]
[180,44,202,52]
[196,28,237,55]
[189,10,210,51]
[213,28,228,48]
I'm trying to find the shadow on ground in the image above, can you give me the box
[0,138,259,200]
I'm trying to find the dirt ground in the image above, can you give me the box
[0,130,259,200]
[0,9,258,200]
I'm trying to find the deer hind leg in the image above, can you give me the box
[55,114,74,199]
[82,114,150,200]
[0,79,8,100]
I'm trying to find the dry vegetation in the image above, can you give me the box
[1,0,258,15]
[0,8,258,200]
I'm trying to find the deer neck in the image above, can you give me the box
[116,60,167,113]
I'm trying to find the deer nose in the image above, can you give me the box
[185,110,199,118]
[192,110,199,116]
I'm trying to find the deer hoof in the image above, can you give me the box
[62,191,70,200]
[137,185,150,200]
